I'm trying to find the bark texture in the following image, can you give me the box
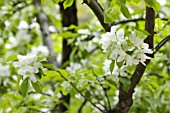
[58,0,78,112]
[33,0,57,67]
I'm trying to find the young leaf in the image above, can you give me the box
[110,60,115,74]
[5,55,18,62]
[63,0,74,9]
[117,61,124,68]
[144,0,160,12]
[42,63,56,70]
[58,69,69,77]
[120,4,131,19]
[31,81,43,94]
[87,0,91,3]
[20,78,29,97]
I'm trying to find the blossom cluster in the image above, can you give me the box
[100,26,153,77]
[13,54,41,82]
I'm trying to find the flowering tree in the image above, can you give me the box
[0,0,170,113]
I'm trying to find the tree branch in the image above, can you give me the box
[112,7,155,113]
[83,0,111,32]
[154,35,170,54]
[57,70,105,113]
[78,99,87,113]
[113,18,168,25]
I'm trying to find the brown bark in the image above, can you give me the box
[58,0,78,112]
[109,7,155,113]
[83,0,111,32]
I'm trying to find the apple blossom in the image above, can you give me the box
[13,54,41,82]
[100,26,153,77]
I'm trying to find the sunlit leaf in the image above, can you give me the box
[31,81,43,94]
[144,0,160,12]
[20,78,29,97]
[5,55,18,62]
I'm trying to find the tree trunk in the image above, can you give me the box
[58,0,78,112]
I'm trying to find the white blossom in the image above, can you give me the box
[13,54,41,82]
[100,26,153,78]
[103,59,112,75]
[112,65,127,77]
[0,64,10,77]
[31,45,49,56]
[66,62,81,75]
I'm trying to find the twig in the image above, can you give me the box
[13,2,33,14]
[78,99,87,113]
[154,35,170,54]
[113,18,168,25]
[57,70,105,113]
[148,72,164,78]
[83,0,111,31]
[92,70,111,110]
[86,88,107,110]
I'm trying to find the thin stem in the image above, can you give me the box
[113,18,168,25]
[92,70,111,110]
[86,88,107,110]
[57,70,105,113]
[78,99,87,113]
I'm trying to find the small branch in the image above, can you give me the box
[86,88,107,110]
[113,18,144,25]
[83,0,111,31]
[113,18,168,25]
[92,70,111,110]
[57,70,105,113]
[154,35,170,54]
[148,72,164,78]
[78,99,87,113]
[13,2,33,14]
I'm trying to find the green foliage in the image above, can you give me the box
[120,4,132,19]
[5,55,18,62]
[119,76,130,92]
[63,0,74,9]
[144,0,160,12]
[31,81,43,94]
[20,78,29,97]
[0,0,170,113]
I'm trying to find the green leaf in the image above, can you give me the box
[20,78,29,97]
[160,19,170,32]
[42,63,56,70]
[58,69,69,77]
[144,0,160,12]
[117,61,124,68]
[5,54,18,62]
[120,4,131,19]
[55,0,61,3]
[104,8,120,24]
[119,76,130,92]
[31,81,43,94]
[87,0,91,3]
[63,0,74,9]
[110,60,115,74]
[44,70,60,76]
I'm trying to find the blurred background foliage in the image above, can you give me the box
[0,0,170,113]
